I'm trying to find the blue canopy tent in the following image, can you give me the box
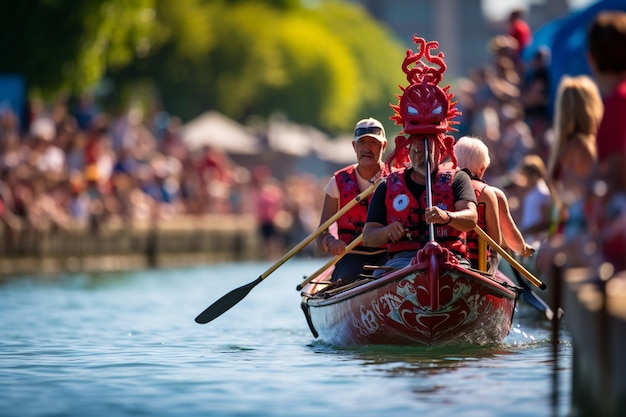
[0,74,26,127]
[524,0,626,111]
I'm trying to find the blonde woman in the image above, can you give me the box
[546,75,604,240]
[536,75,603,273]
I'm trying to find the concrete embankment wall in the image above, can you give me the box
[0,215,262,279]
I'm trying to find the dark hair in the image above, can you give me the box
[588,11,626,72]
[509,9,524,21]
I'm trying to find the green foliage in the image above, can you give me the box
[154,0,214,60]
[124,0,405,133]
[74,0,156,92]
[198,3,361,131]
[0,0,157,97]
[269,15,360,131]
[312,2,406,135]
[1,0,405,134]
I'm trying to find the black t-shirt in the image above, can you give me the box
[366,168,477,225]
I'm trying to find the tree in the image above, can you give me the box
[109,0,405,133]
[1,0,405,134]
[0,0,157,97]
[313,2,406,134]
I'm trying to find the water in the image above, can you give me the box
[0,258,571,417]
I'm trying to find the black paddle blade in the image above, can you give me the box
[521,287,554,320]
[195,277,264,324]
[513,269,554,320]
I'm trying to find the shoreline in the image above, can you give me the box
[0,214,263,279]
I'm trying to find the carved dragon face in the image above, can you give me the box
[384,35,460,173]
[390,35,458,136]
[399,82,450,135]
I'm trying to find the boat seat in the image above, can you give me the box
[321,278,374,298]
[362,264,397,271]
[466,266,496,278]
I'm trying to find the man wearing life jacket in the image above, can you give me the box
[315,117,388,283]
[454,136,502,271]
[363,135,477,272]
[362,35,477,272]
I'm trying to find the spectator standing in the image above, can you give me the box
[254,167,286,260]
[507,8,532,67]
[29,118,66,182]
[522,47,552,145]
[497,102,536,174]
[586,11,626,272]
[517,155,552,245]
[469,66,501,145]
[489,35,522,87]
[547,75,603,239]
[72,92,99,131]
[536,74,603,272]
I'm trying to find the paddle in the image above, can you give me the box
[195,178,383,324]
[424,137,440,310]
[473,225,546,290]
[511,267,555,320]
[424,137,435,241]
[296,234,363,291]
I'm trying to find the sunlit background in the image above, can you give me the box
[482,0,594,19]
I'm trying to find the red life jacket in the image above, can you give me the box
[335,165,385,251]
[384,168,468,257]
[466,179,490,269]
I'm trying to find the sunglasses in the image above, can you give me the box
[354,126,383,137]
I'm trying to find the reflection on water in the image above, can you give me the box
[310,335,547,374]
[304,328,571,417]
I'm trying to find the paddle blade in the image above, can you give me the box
[521,287,555,320]
[195,277,263,324]
[513,269,555,320]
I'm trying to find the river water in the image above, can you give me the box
[0,258,571,417]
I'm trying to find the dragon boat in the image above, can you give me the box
[300,241,521,347]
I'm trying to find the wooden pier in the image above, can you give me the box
[0,214,262,279]
[562,267,626,417]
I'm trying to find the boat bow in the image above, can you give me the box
[301,242,521,346]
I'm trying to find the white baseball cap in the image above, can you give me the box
[354,117,386,143]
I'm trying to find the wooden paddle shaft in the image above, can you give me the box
[261,177,383,281]
[424,137,435,241]
[297,234,364,290]
[194,178,383,325]
[474,226,546,290]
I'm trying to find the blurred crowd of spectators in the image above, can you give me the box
[455,24,553,234]
[0,12,558,259]
[0,95,322,257]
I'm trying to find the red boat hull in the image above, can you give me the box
[301,242,520,346]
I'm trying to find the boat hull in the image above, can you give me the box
[301,242,520,347]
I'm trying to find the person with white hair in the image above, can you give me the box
[455,135,535,270]
[30,117,65,180]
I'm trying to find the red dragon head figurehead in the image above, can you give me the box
[385,35,460,173]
